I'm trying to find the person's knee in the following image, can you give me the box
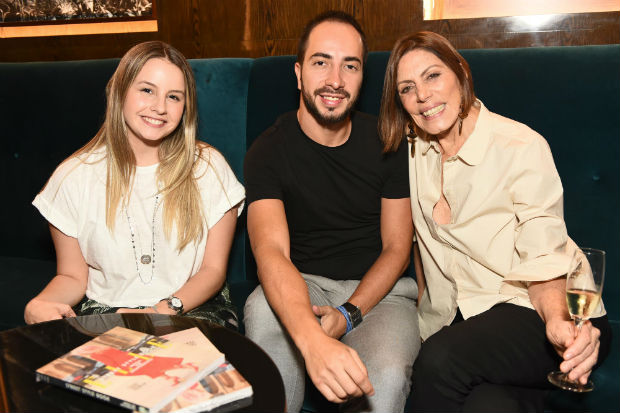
[412,334,460,383]
[373,361,411,394]
[364,352,413,402]
[361,362,411,412]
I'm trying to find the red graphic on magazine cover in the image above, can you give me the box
[36,327,224,412]
[88,347,198,384]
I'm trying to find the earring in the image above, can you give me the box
[407,121,416,138]
[457,100,465,135]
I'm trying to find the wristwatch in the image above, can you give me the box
[341,302,363,328]
[165,296,184,315]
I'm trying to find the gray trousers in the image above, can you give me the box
[244,273,420,413]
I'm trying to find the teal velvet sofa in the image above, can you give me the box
[1,44,618,412]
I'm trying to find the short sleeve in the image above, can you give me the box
[243,130,284,205]
[504,134,571,282]
[199,148,246,229]
[32,158,84,238]
[381,137,410,199]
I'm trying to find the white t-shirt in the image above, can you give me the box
[33,147,245,307]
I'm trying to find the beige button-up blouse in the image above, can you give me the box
[410,101,603,341]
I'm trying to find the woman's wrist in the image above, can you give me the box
[153,300,176,315]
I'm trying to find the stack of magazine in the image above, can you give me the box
[35,326,253,413]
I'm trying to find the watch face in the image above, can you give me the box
[342,302,362,327]
[171,297,182,308]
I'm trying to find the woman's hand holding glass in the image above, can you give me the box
[548,247,605,392]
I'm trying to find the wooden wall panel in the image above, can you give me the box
[156,0,247,58]
[418,12,620,49]
[0,0,618,63]
[241,0,357,56]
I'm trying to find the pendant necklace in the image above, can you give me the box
[126,194,160,284]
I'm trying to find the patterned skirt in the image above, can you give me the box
[74,282,238,331]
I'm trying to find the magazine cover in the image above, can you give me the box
[36,326,224,413]
[161,329,253,413]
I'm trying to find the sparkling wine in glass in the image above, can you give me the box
[548,247,605,392]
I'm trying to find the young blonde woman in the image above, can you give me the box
[24,41,245,329]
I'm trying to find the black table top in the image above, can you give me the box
[0,313,285,413]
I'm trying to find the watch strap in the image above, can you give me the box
[165,296,184,315]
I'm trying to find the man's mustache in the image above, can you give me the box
[314,87,350,99]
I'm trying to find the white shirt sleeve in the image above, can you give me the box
[32,157,86,238]
[198,148,246,230]
[505,134,571,282]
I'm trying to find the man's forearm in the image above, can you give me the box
[247,199,328,353]
[255,248,326,352]
[346,197,414,315]
[347,244,411,315]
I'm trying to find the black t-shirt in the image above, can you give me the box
[244,111,409,280]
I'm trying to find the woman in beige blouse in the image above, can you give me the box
[379,31,611,412]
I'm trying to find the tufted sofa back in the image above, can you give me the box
[1,44,618,413]
[1,45,618,325]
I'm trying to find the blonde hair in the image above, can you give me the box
[74,41,206,251]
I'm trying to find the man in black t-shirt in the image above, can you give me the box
[243,11,420,413]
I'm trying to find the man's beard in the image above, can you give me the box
[300,80,358,126]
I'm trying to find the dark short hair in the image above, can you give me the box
[379,31,476,152]
[296,10,368,64]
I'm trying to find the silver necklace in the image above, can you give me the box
[126,195,160,284]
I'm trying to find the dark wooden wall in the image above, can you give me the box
[1,0,619,62]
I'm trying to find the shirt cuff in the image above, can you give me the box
[504,253,572,283]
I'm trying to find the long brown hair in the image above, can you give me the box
[379,31,476,153]
[74,41,206,251]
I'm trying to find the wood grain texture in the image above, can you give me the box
[0,0,618,62]
[0,20,158,38]
[431,0,619,20]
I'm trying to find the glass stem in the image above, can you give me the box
[566,318,585,382]
[574,317,584,330]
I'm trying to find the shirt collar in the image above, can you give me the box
[415,100,492,165]
[419,137,440,155]
[455,100,492,166]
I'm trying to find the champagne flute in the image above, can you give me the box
[548,247,605,392]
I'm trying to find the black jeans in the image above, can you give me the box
[410,303,611,413]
